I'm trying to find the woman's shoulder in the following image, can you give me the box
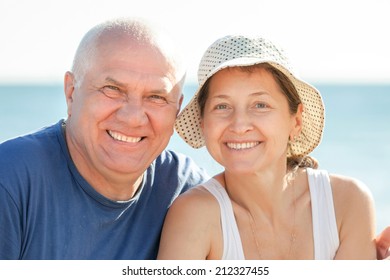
[303,168,374,223]
[164,178,225,246]
[325,172,376,259]
[328,172,373,202]
[304,168,372,200]
[158,178,224,259]
[171,179,221,214]
[327,172,375,238]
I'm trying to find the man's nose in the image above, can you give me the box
[116,98,148,126]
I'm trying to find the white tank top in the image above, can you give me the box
[200,168,339,259]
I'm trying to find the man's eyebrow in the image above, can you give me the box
[104,77,172,94]
[104,77,126,87]
[150,88,169,94]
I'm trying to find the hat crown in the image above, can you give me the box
[198,35,292,85]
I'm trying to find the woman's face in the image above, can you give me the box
[201,67,302,174]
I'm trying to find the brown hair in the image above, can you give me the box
[197,63,318,171]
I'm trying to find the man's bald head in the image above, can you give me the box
[71,18,186,87]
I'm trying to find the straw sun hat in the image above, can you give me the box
[175,35,325,157]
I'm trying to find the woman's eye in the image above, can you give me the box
[215,104,228,110]
[255,102,268,109]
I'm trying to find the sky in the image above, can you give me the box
[0,0,389,84]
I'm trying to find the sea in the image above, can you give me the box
[0,83,389,233]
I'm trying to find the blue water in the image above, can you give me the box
[0,83,389,233]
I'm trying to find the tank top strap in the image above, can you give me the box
[307,168,340,259]
[201,179,245,260]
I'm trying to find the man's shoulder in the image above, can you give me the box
[0,121,63,172]
[0,121,61,151]
[155,149,208,175]
[150,149,209,190]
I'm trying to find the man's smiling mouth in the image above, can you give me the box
[108,130,142,143]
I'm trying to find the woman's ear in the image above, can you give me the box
[292,103,303,137]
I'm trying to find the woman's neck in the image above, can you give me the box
[218,165,294,217]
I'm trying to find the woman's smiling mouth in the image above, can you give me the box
[226,141,260,150]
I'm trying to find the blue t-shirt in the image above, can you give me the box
[0,120,209,259]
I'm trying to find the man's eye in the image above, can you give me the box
[100,86,122,98]
[103,85,121,93]
[105,85,120,91]
[149,95,168,103]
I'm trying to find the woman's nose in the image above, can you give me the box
[228,109,254,134]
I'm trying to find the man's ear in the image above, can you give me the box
[64,71,75,117]
[176,93,184,116]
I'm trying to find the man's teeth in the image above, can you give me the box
[108,131,141,143]
[226,142,260,150]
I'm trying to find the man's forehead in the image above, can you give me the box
[102,74,177,93]
[96,29,185,78]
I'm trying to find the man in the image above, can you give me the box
[0,18,208,259]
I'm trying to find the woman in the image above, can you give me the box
[158,35,376,259]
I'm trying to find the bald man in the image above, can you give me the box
[0,18,208,259]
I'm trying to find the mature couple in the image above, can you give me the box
[0,17,389,260]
